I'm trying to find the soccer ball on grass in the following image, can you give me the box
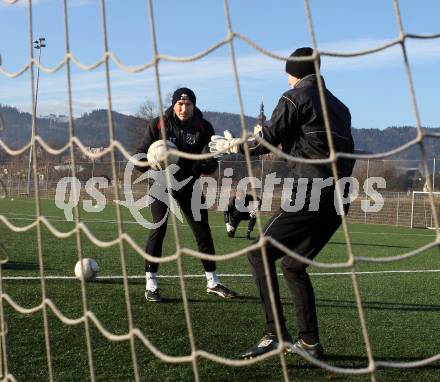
[74,258,100,281]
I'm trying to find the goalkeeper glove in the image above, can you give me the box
[209,130,241,158]
[249,209,257,219]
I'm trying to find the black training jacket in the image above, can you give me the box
[135,107,218,181]
[246,74,355,181]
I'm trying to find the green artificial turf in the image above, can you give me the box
[0,197,439,381]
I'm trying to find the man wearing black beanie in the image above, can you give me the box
[285,46,320,80]
[210,47,355,361]
[136,87,238,302]
[171,87,197,110]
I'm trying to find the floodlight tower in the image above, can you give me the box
[26,37,46,196]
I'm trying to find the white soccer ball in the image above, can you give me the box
[147,140,178,170]
[74,258,100,282]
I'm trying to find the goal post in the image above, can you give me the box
[410,191,440,229]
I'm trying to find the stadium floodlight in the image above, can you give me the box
[34,37,46,49]
[26,37,46,196]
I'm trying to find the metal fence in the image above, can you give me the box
[1,158,439,228]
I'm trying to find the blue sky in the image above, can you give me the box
[0,0,439,129]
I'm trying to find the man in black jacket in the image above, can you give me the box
[210,48,355,359]
[136,88,237,302]
[224,190,261,240]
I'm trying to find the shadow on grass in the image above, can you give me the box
[92,278,260,303]
[286,353,440,371]
[323,354,440,370]
[330,241,412,249]
[317,298,440,312]
[1,261,41,271]
[231,235,256,241]
[93,278,145,285]
[141,295,260,304]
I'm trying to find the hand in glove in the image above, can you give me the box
[209,130,241,158]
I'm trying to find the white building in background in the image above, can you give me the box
[57,115,69,123]
[41,114,70,128]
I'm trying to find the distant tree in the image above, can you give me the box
[136,88,180,120]
[164,91,173,110]
[352,159,408,191]
[0,112,4,133]
[136,99,157,121]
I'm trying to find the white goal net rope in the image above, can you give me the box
[0,0,440,381]
[410,191,440,228]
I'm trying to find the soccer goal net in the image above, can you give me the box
[0,1,439,381]
[410,191,440,229]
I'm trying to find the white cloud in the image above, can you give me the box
[1,36,439,116]
[0,0,56,8]
[319,38,440,71]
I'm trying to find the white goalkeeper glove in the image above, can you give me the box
[209,130,241,158]
[225,223,235,233]
[249,209,257,219]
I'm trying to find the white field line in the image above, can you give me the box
[2,269,440,280]
[0,213,436,237]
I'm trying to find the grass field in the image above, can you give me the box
[0,197,439,381]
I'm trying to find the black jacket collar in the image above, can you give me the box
[294,74,325,89]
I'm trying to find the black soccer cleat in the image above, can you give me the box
[145,289,161,302]
[207,283,238,299]
[227,230,236,238]
[239,331,293,359]
[287,338,324,360]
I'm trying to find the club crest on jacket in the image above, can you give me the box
[185,133,196,145]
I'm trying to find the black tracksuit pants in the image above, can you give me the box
[248,200,343,343]
[145,190,216,273]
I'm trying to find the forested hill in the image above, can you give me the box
[0,104,439,160]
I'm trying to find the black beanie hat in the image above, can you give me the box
[172,87,196,107]
[285,47,320,78]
